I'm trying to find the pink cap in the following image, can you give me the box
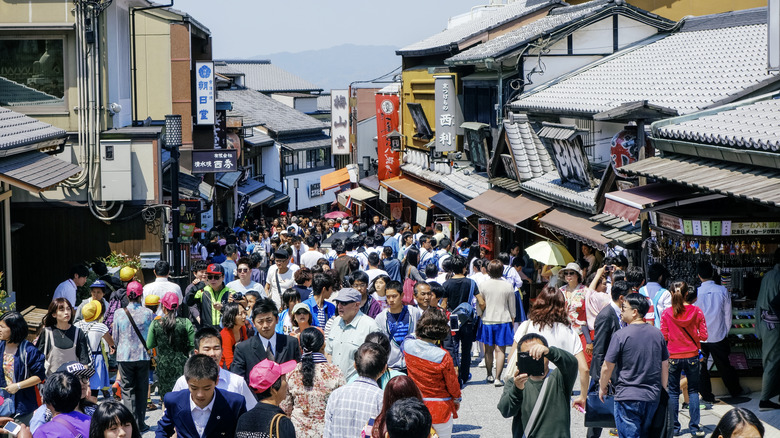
[126,281,143,298]
[161,292,179,310]
[248,359,297,392]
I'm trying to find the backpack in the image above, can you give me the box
[417,250,439,272]
[103,294,125,336]
[253,245,268,268]
[452,279,477,326]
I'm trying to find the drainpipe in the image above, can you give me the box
[131,0,175,125]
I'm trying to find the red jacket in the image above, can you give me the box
[220,325,247,369]
[404,338,461,424]
[660,305,708,359]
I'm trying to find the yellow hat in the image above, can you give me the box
[82,300,102,322]
[120,266,137,282]
[145,295,160,306]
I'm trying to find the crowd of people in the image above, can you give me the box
[0,212,776,438]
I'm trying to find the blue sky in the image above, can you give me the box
[177,0,482,56]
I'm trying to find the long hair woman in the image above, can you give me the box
[0,312,45,424]
[710,407,764,438]
[660,281,708,437]
[88,400,142,438]
[280,327,345,438]
[402,247,424,284]
[364,375,438,438]
[36,298,91,376]
[219,302,248,369]
[146,292,194,399]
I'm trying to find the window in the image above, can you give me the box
[463,85,497,128]
[0,38,66,109]
[282,147,331,174]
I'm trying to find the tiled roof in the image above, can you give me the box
[317,95,331,112]
[446,0,613,64]
[0,107,66,150]
[401,148,451,185]
[217,60,322,93]
[0,151,81,191]
[397,0,561,57]
[278,133,331,151]
[510,8,780,116]
[654,93,780,151]
[244,129,274,147]
[217,88,327,136]
[439,165,490,200]
[504,115,554,180]
[0,77,63,107]
[521,170,600,213]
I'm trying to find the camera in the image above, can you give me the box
[232,292,244,301]
[517,351,545,376]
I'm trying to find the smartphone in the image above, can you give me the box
[604,265,614,272]
[449,314,460,332]
[517,351,545,377]
[3,421,20,436]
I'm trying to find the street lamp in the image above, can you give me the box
[362,156,370,176]
[293,178,299,213]
[387,130,402,152]
[164,114,182,279]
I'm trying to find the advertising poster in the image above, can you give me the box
[375,94,401,180]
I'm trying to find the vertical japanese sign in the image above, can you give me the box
[214,110,227,148]
[478,219,494,259]
[375,94,401,180]
[331,90,350,155]
[435,75,458,153]
[195,62,215,125]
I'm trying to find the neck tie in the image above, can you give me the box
[267,342,274,360]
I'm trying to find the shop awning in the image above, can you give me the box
[431,190,472,221]
[620,155,780,208]
[338,187,376,206]
[163,169,212,202]
[604,183,702,225]
[216,171,242,188]
[359,174,380,192]
[540,208,613,251]
[268,190,290,207]
[247,189,274,207]
[237,178,265,197]
[380,176,438,209]
[464,189,548,229]
[0,151,82,192]
[320,167,350,191]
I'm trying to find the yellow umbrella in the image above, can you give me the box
[525,241,574,266]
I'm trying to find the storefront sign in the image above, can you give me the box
[732,221,780,236]
[379,186,388,204]
[331,90,350,155]
[655,212,683,233]
[434,76,459,153]
[478,219,494,259]
[192,149,238,173]
[214,110,227,148]
[375,94,401,180]
[390,202,403,220]
[435,220,452,239]
[654,214,780,236]
[549,136,593,188]
[416,206,428,227]
[195,62,215,125]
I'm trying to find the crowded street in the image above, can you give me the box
[1,0,780,437]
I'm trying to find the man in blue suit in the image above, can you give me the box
[157,354,247,438]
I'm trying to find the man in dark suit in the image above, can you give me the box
[587,280,631,438]
[157,354,247,438]
[231,297,301,382]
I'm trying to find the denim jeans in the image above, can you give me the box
[614,399,659,438]
[668,356,701,434]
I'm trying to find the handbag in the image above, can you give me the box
[269,412,285,438]
[122,309,156,369]
[648,388,673,438]
[504,320,532,379]
[584,380,616,428]
[402,267,416,305]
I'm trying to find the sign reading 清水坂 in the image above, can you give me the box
[331,90,350,155]
[192,149,237,173]
[375,94,401,180]
[195,62,215,125]
[434,75,460,153]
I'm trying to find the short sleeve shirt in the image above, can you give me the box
[604,323,669,401]
[443,277,479,311]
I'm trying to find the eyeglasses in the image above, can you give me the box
[237,268,249,273]
[352,282,367,288]
[207,274,222,280]
[563,271,577,276]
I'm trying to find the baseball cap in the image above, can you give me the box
[248,359,297,393]
[145,295,160,306]
[161,292,179,310]
[57,361,95,379]
[82,300,102,322]
[89,280,107,289]
[126,281,143,299]
[292,302,311,315]
[206,264,225,275]
[334,287,361,303]
[383,227,394,236]
[274,248,289,259]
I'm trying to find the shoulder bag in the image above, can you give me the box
[122,309,156,369]
[522,375,551,438]
[269,412,285,438]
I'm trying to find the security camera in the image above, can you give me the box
[108,102,122,116]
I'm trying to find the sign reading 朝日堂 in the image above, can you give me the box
[192,149,237,173]
[195,62,215,125]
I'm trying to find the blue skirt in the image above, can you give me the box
[479,322,514,346]
[91,353,110,391]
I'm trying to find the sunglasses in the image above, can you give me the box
[563,271,577,276]
[237,268,249,273]
[207,274,222,280]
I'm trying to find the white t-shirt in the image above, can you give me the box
[265,265,298,308]
[365,268,388,285]
[226,280,263,294]
[514,321,582,370]
[74,320,109,352]
[300,250,326,269]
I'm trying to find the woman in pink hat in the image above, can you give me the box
[147,292,195,399]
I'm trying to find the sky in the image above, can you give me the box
[175,0,483,57]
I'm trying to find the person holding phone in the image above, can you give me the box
[497,333,578,437]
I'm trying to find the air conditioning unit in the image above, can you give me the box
[100,140,132,201]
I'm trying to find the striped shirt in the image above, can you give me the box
[323,377,383,438]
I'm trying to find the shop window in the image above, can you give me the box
[463,85,498,128]
[282,147,332,174]
[0,38,66,109]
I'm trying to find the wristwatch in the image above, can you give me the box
[16,383,21,391]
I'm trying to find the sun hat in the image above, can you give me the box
[82,300,102,322]
[248,359,297,393]
[161,292,179,311]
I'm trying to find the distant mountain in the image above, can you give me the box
[252,44,401,93]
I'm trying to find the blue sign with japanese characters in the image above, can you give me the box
[192,149,237,173]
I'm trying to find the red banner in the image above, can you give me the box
[478,219,495,260]
[375,94,401,181]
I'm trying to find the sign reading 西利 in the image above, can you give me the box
[375,94,401,180]
[331,90,350,155]
[192,149,237,173]
[195,62,215,125]
[434,76,459,153]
